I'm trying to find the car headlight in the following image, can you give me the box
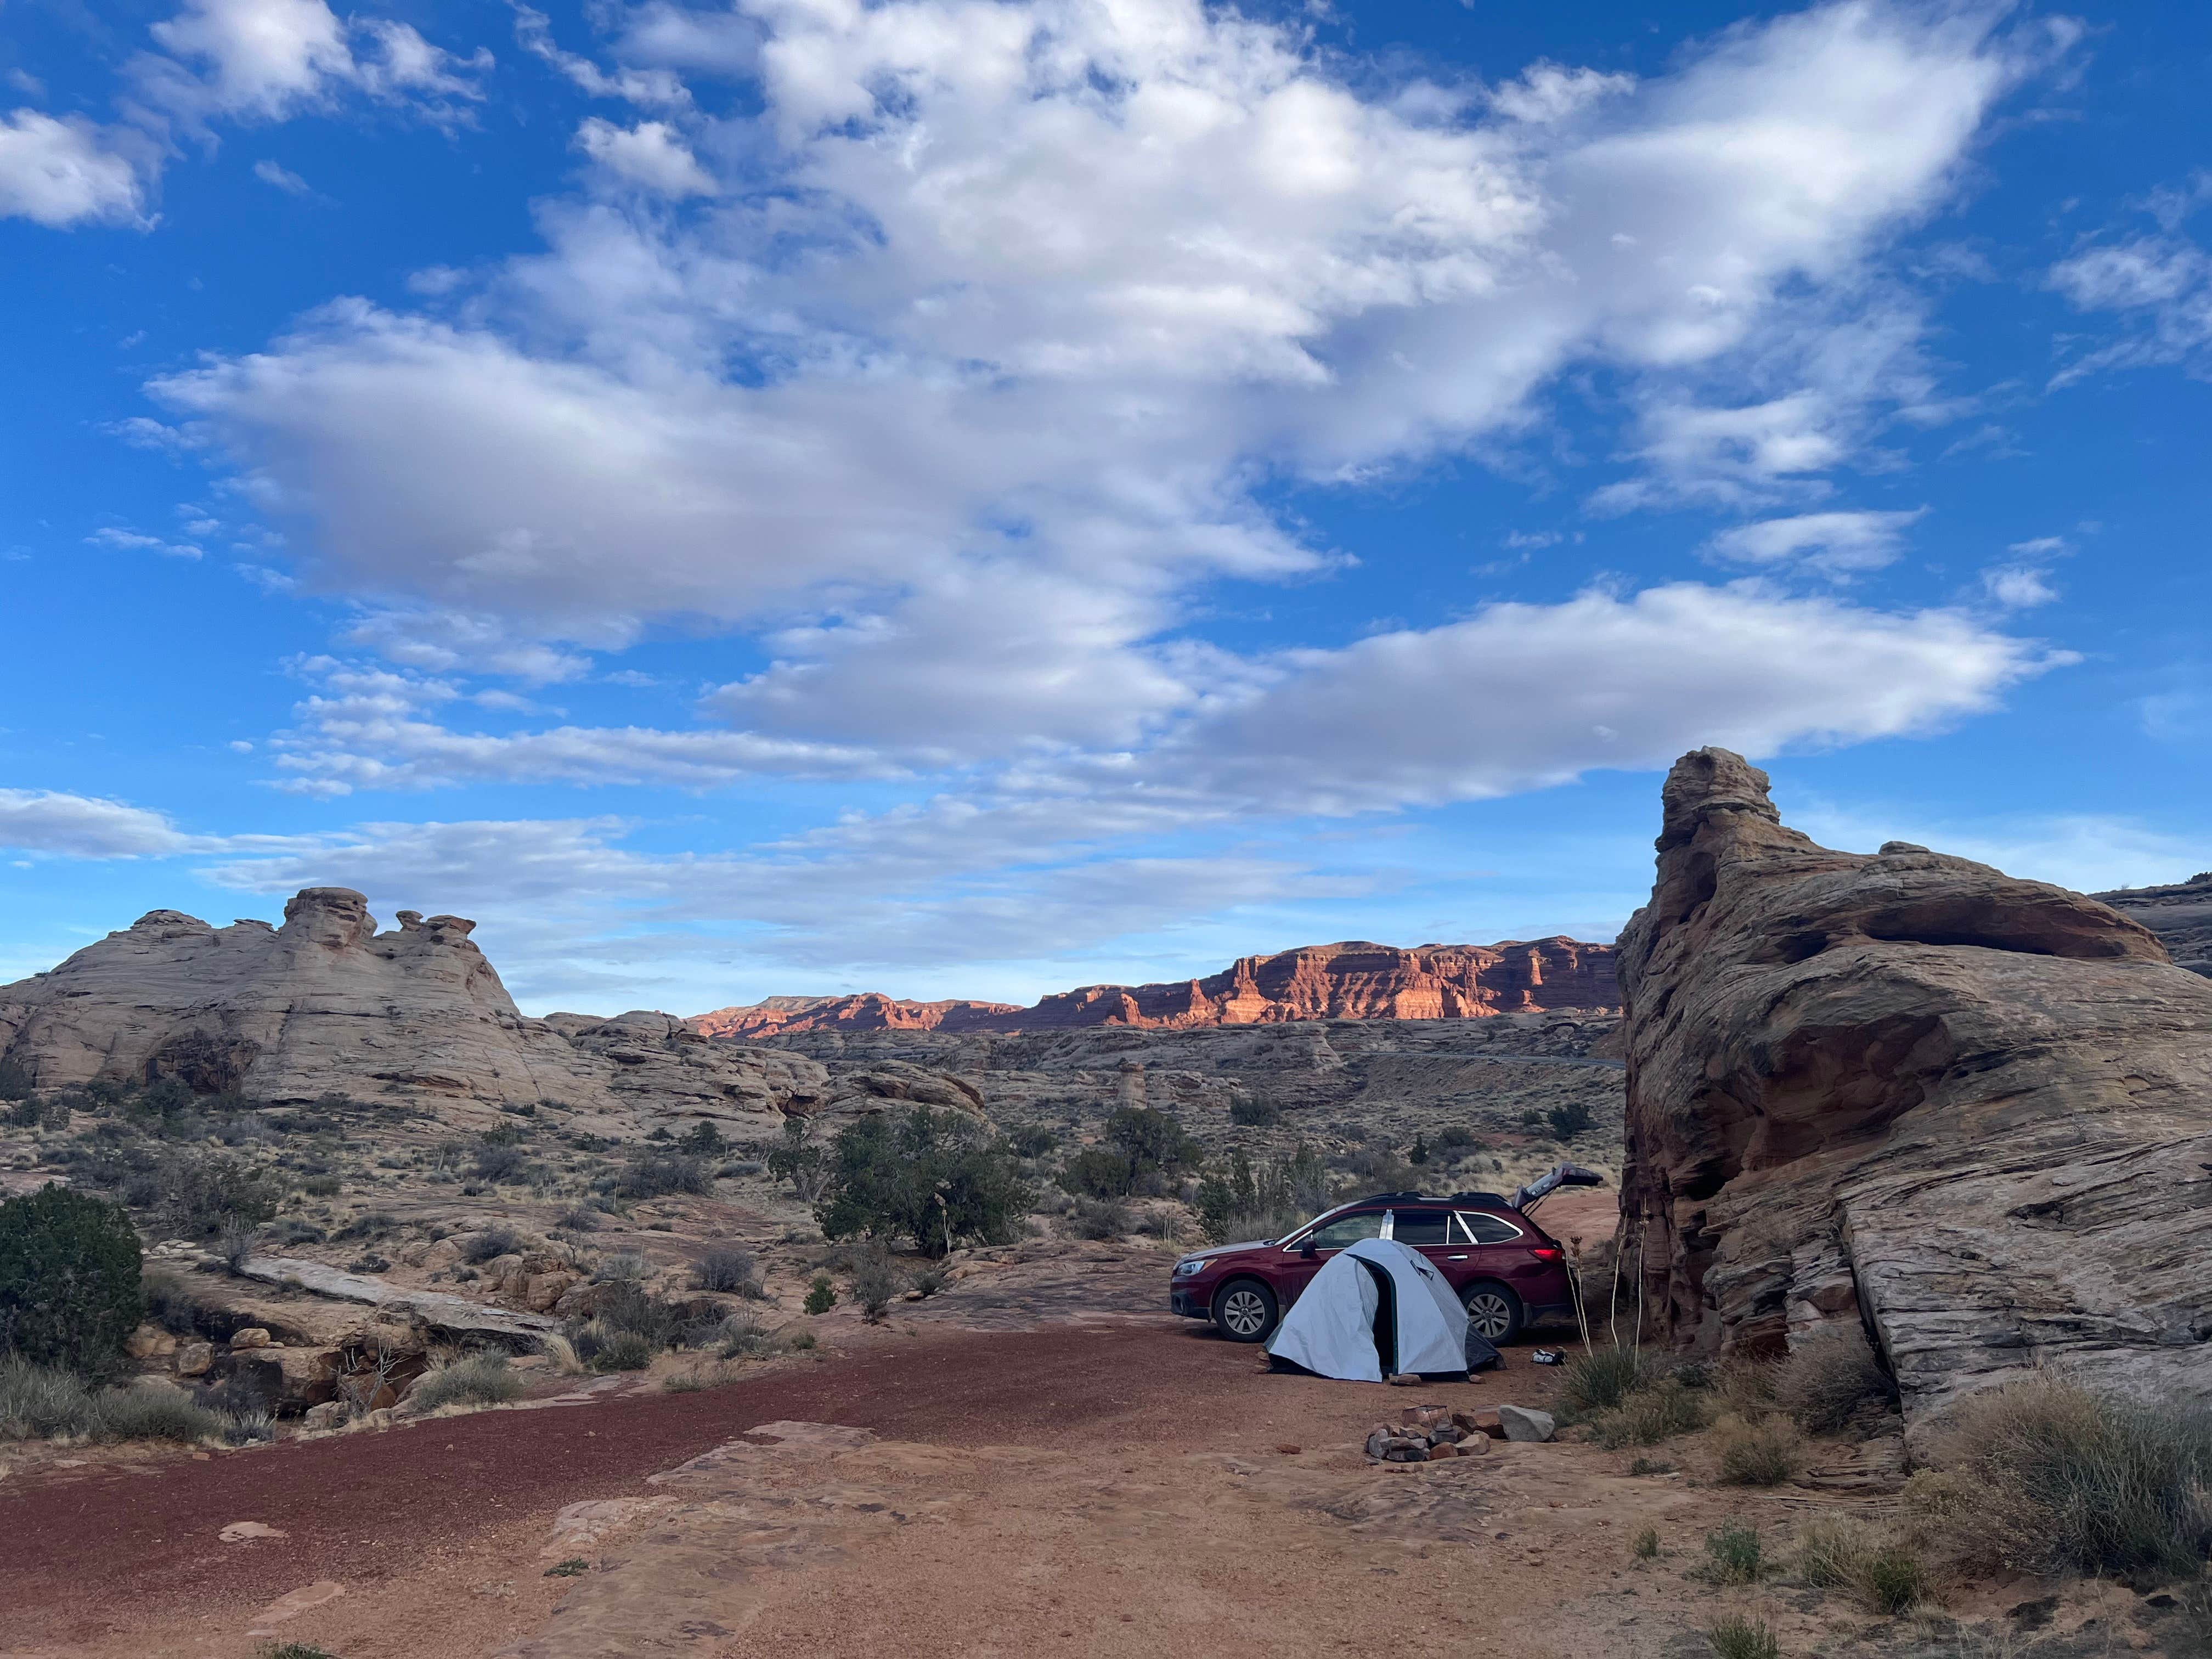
[1174,1257,1210,1277]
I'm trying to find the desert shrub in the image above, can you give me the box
[592,1280,684,1347]
[1705,1616,1779,1659]
[0,1060,33,1100]
[1628,1456,1673,1476]
[1861,1548,1929,1614]
[142,1269,216,1338]
[298,1174,341,1198]
[0,1355,99,1437]
[1796,1515,1926,1611]
[217,1214,257,1272]
[910,1263,950,1299]
[593,1252,651,1283]
[765,1117,834,1200]
[676,1120,726,1156]
[148,1150,281,1239]
[410,1352,524,1410]
[1432,1126,1477,1154]
[1559,1344,1649,1420]
[693,1246,763,1296]
[1700,1521,1764,1584]
[1632,1525,1660,1559]
[1589,1379,1713,1449]
[262,1218,325,1248]
[1775,1325,1894,1432]
[544,1558,589,1578]
[258,1644,337,1659]
[715,1315,784,1360]
[1914,1376,2212,1579]
[471,1143,528,1182]
[1058,1147,1138,1199]
[613,1152,710,1200]
[1007,1123,1059,1159]
[556,1204,601,1232]
[92,1380,228,1443]
[1228,1099,1281,1127]
[1714,1355,1780,1415]
[1544,1101,1595,1139]
[335,1211,398,1242]
[847,1247,900,1324]
[458,1226,525,1265]
[816,1107,1031,1256]
[1069,1198,1130,1240]
[1193,1146,1329,1245]
[586,1329,654,1372]
[804,1275,836,1315]
[1717,1418,1805,1487]
[0,1185,143,1378]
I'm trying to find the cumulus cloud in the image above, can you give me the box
[0,791,190,857]
[87,526,205,559]
[146,0,2050,767]
[574,118,715,196]
[2049,215,2212,382]
[253,159,311,193]
[1706,507,1927,574]
[0,110,147,227]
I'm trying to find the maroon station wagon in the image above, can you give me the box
[1168,1189,1575,1346]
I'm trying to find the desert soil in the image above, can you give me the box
[2,1252,2167,1659]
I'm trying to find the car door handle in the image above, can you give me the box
[1447,1254,1469,1261]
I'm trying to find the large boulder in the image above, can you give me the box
[1616,749,2212,1432]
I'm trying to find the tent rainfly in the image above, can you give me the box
[1263,1237,1497,1381]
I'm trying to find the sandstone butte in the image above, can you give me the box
[1616,748,2212,1434]
[692,938,1619,1038]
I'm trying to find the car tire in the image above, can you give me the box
[1462,1281,1525,1344]
[1211,1278,1279,1344]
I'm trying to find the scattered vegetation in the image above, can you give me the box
[765,1117,834,1201]
[1632,1525,1660,1559]
[1056,1107,1204,1199]
[816,1107,1031,1256]
[1627,1456,1674,1476]
[1543,1100,1595,1140]
[592,1252,651,1283]
[1699,1522,1765,1585]
[612,1151,711,1200]
[1774,1325,1894,1432]
[804,1275,837,1316]
[1557,1344,1649,1419]
[1716,1417,1805,1487]
[1797,1517,1930,1614]
[0,1356,253,1443]
[847,1246,901,1323]
[544,1559,589,1578]
[471,1142,529,1183]
[1193,1146,1330,1245]
[1705,1615,1779,1659]
[257,1644,339,1659]
[1227,1099,1282,1127]
[1590,1380,1713,1450]
[408,1352,526,1412]
[1909,1376,2212,1580]
[0,1185,143,1378]
[150,1150,282,1239]
[693,1245,764,1297]
[458,1226,526,1265]
[1069,1197,1130,1240]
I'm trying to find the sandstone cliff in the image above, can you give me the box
[2094,871,2212,979]
[0,890,828,1131]
[696,938,1617,1038]
[1615,749,2212,1429]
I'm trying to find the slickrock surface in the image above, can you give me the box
[695,937,1617,1036]
[0,888,829,1131]
[1616,748,2212,1428]
[2094,870,2212,978]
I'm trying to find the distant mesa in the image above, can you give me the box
[692,938,1620,1038]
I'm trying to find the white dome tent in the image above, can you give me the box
[1264,1237,1494,1381]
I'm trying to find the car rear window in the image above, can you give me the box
[1453,1211,1525,1245]
[1387,1210,1451,1245]
[1300,1211,1386,1250]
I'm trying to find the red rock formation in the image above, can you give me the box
[693,938,1617,1037]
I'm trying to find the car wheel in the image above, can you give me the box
[1462,1282,1525,1344]
[1211,1278,1279,1343]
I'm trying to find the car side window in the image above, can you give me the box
[1453,1211,1525,1245]
[1387,1210,1451,1246]
[1299,1212,1386,1250]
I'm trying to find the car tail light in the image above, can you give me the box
[1529,1245,1564,1262]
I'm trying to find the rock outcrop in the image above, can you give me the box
[696,938,1617,1038]
[2094,871,2212,979]
[1615,749,2212,1429]
[0,890,829,1131]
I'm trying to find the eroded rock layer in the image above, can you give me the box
[696,938,1617,1037]
[0,889,830,1131]
[2094,872,2212,979]
[1616,749,2212,1427]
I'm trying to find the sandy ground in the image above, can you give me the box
[1,1254,2196,1659]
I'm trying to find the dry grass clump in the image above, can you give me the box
[1705,1615,1779,1659]
[692,1245,764,1297]
[408,1351,524,1412]
[1716,1415,1805,1487]
[0,1357,256,1444]
[1558,1344,1649,1420]
[1796,1516,1931,1613]
[1698,1521,1765,1584]
[1909,1376,2212,1581]
[1775,1325,1894,1432]
[1592,1379,1714,1449]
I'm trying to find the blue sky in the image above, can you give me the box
[2,0,2208,1015]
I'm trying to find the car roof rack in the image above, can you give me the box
[1346,1189,1510,1207]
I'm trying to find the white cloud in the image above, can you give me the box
[86,526,204,559]
[574,117,715,196]
[2049,232,2212,383]
[1979,565,2057,609]
[253,158,310,193]
[0,109,146,228]
[0,791,190,857]
[133,0,489,131]
[1794,804,2212,900]
[148,0,2048,768]
[1706,507,1926,574]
